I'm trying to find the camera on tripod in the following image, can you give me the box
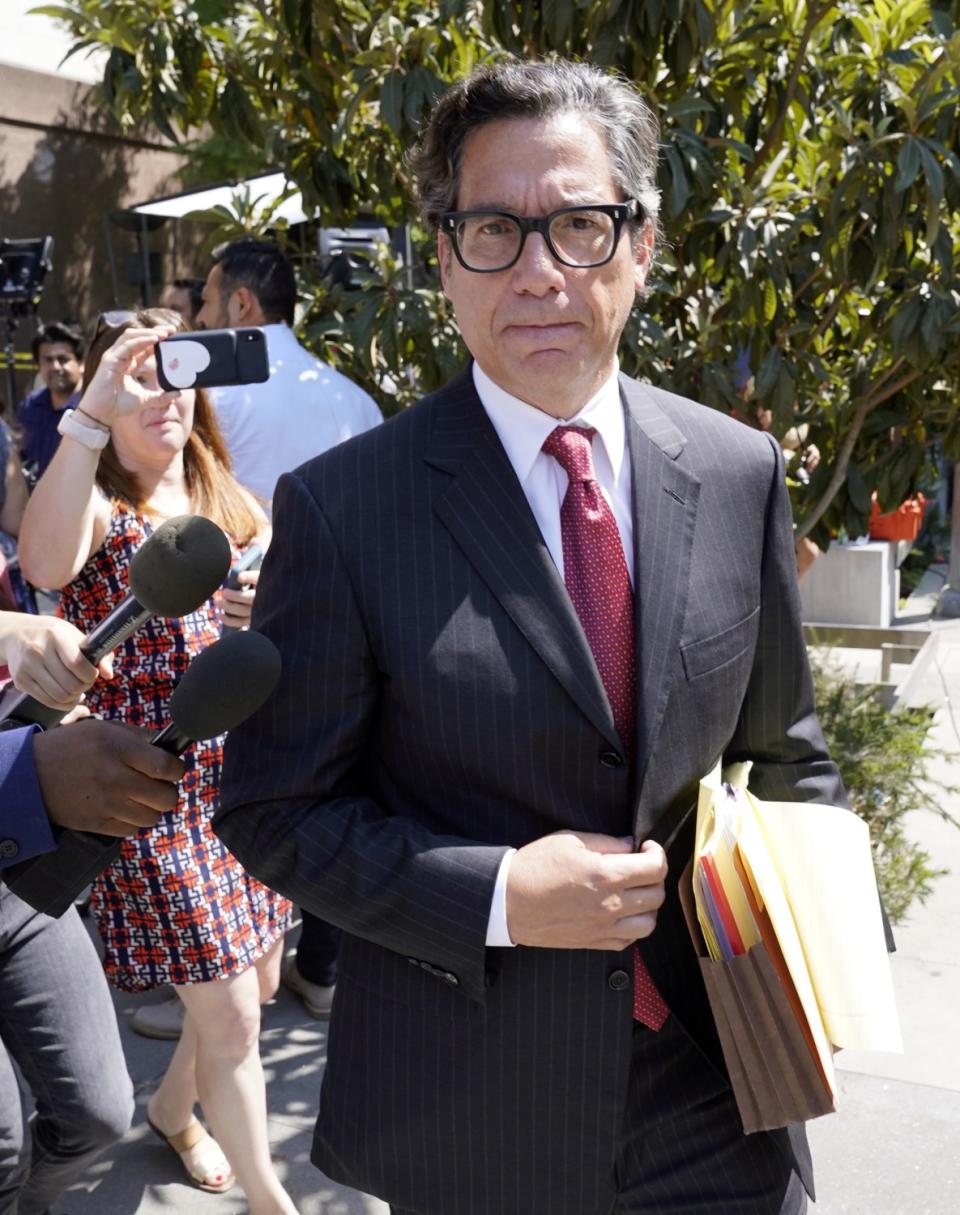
[0,238,54,316]
[0,237,55,411]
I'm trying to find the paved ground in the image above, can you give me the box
[53,567,960,1214]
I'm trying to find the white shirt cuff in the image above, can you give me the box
[485,848,517,946]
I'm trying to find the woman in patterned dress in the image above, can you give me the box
[18,310,299,1215]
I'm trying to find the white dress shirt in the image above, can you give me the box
[472,360,636,945]
[209,323,382,516]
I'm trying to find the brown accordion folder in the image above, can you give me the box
[679,856,836,1134]
[679,768,900,1136]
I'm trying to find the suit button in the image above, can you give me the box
[608,969,631,991]
[0,839,18,859]
[599,750,624,768]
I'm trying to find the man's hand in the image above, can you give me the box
[0,612,113,712]
[505,830,667,950]
[33,720,185,837]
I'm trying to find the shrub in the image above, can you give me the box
[812,660,958,923]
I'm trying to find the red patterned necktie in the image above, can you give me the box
[542,424,669,1031]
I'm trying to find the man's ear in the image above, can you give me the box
[228,286,256,325]
[633,220,656,297]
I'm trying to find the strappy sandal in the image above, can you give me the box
[147,1114,237,1194]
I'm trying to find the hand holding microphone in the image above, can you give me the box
[0,513,232,729]
[0,613,111,714]
[3,628,282,916]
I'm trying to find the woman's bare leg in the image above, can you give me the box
[148,958,296,1214]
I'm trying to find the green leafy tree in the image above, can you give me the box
[35,0,960,541]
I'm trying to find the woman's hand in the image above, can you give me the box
[0,612,113,712]
[78,326,177,427]
[219,568,259,630]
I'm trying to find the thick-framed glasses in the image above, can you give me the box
[439,200,642,273]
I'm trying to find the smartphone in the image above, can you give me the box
[155,327,270,392]
[221,544,264,634]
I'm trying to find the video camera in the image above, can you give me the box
[0,237,54,411]
[0,237,54,318]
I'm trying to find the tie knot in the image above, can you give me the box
[542,425,598,483]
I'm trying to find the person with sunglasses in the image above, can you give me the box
[17,310,297,1214]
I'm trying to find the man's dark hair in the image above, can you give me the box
[173,277,205,320]
[31,321,84,363]
[410,59,661,243]
[210,240,296,326]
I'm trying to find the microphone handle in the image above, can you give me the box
[151,721,195,756]
[0,596,153,730]
[81,596,153,665]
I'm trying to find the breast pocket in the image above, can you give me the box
[680,607,760,681]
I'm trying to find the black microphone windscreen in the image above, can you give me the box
[168,630,281,740]
[129,516,232,618]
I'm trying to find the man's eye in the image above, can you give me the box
[478,220,509,237]
[564,214,599,231]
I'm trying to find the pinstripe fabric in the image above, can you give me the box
[612,1021,807,1214]
[216,367,841,1214]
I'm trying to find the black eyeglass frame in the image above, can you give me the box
[439,200,643,273]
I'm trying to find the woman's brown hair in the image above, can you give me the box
[82,308,260,545]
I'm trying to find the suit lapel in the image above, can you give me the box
[620,377,700,820]
[426,371,619,750]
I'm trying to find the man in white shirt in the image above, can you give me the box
[199,239,381,1014]
[133,241,378,1041]
[217,60,845,1215]
[196,239,382,516]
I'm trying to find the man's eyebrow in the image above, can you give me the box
[455,197,612,213]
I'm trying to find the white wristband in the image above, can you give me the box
[57,409,110,450]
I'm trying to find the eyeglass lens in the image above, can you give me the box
[455,208,618,270]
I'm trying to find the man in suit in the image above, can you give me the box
[217,59,845,1214]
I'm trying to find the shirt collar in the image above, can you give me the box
[472,361,625,487]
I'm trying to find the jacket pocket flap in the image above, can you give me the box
[681,607,760,680]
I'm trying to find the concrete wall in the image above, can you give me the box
[0,62,187,405]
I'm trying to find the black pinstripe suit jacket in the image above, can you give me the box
[216,368,844,1214]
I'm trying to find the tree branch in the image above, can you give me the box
[745,2,832,186]
[811,283,851,341]
[795,365,922,540]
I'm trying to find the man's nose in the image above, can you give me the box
[511,231,565,293]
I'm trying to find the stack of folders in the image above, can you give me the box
[679,764,901,1134]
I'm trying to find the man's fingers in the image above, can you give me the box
[94,815,157,839]
[109,800,167,829]
[97,653,115,680]
[605,881,666,916]
[609,912,659,940]
[574,831,635,855]
[602,841,668,889]
[115,731,187,786]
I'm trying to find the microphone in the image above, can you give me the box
[2,629,282,917]
[0,515,232,729]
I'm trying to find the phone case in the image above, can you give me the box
[156,328,270,391]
